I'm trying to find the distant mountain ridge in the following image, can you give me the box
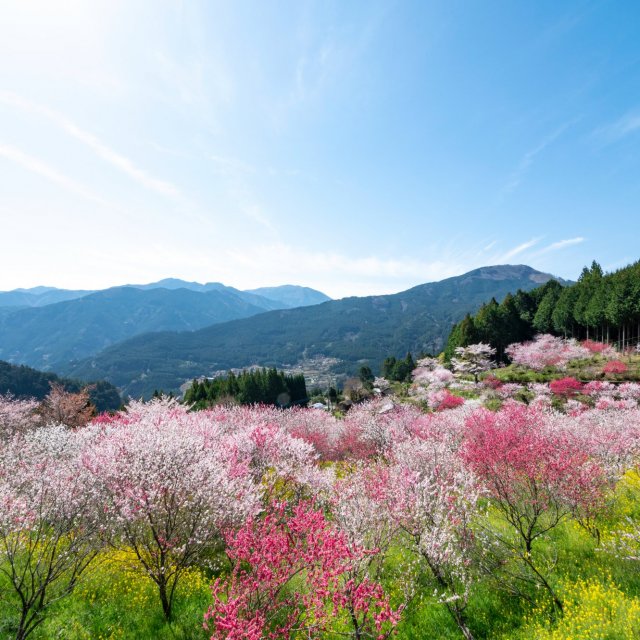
[0,279,330,309]
[245,285,331,308]
[66,264,563,397]
[0,287,95,308]
[0,281,331,371]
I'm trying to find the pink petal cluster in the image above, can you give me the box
[428,389,465,411]
[506,334,591,370]
[204,501,399,639]
[582,340,618,358]
[603,360,628,375]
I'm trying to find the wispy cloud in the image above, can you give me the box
[0,91,180,198]
[224,243,470,298]
[205,154,277,233]
[209,154,257,177]
[0,143,109,206]
[499,122,574,198]
[498,237,542,262]
[533,236,585,256]
[595,111,640,142]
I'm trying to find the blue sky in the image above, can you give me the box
[1,0,639,298]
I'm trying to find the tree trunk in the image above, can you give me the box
[425,556,476,640]
[445,603,476,640]
[158,578,172,621]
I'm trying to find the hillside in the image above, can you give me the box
[445,259,640,360]
[0,286,285,370]
[129,278,289,310]
[0,360,121,412]
[245,285,331,308]
[67,264,561,397]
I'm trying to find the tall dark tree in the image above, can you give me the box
[532,280,563,334]
[358,366,375,390]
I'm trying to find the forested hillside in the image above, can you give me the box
[67,265,561,397]
[0,360,121,412]
[0,282,330,371]
[0,286,284,370]
[445,260,640,360]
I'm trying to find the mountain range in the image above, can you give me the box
[0,280,331,371]
[62,265,562,398]
[0,286,95,308]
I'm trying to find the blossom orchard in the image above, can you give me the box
[506,334,592,370]
[2,388,640,637]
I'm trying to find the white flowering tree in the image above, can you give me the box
[0,426,99,640]
[451,343,496,383]
[390,436,481,640]
[82,400,261,620]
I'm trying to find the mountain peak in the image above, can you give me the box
[244,285,331,308]
[460,264,550,280]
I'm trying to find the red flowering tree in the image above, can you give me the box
[549,377,583,398]
[582,340,617,357]
[462,403,605,612]
[427,389,465,411]
[603,360,628,375]
[204,501,399,639]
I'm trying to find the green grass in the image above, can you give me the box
[492,353,640,385]
[3,478,640,639]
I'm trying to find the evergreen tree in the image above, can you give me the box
[532,281,563,334]
[358,366,374,390]
[552,286,578,337]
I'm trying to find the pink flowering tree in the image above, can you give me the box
[618,383,640,402]
[330,463,411,627]
[462,403,606,613]
[0,426,99,640]
[555,408,640,485]
[583,381,616,398]
[0,394,41,441]
[412,358,455,388]
[451,343,496,383]
[427,389,465,411]
[506,334,590,370]
[333,400,420,461]
[284,407,340,462]
[582,340,618,358]
[204,501,400,639]
[82,399,260,620]
[603,360,628,375]
[203,405,329,494]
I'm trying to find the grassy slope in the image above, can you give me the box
[6,474,638,640]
